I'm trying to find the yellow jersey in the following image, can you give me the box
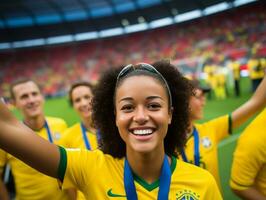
[59,148,222,200]
[0,117,69,200]
[60,122,98,200]
[180,115,230,188]
[60,122,98,150]
[230,109,266,195]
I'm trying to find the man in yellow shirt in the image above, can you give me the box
[230,109,266,200]
[0,79,69,200]
[60,82,98,200]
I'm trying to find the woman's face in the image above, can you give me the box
[71,85,93,121]
[189,88,206,121]
[115,75,172,155]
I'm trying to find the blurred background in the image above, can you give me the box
[0,0,265,199]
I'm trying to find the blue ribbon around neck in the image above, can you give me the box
[124,155,171,200]
[181,127,200,166]
[44,120,53,143]
[81,123,91,150]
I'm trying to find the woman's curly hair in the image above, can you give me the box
[92,60,193,158]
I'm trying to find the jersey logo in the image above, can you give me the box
[107,189,126,198]
[201,137,212,148]
[176,190,200,200]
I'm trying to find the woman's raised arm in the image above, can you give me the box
[232,76,266,129]
[0,102,60,178]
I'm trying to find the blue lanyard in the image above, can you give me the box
[181,127,200,166]
[80,123,91,150]
[44,120,53,143]
[23,120,53,143]
[124,155,171,200]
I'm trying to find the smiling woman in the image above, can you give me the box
[0,60,222,199]
[115,75,171,155]
[59,81,98,200]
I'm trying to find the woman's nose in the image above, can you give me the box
[133,107,149,124]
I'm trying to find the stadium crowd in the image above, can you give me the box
[0,2,265,98]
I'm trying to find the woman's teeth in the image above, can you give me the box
[132,129,153,135]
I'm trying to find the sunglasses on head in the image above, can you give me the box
[116,62,173,108]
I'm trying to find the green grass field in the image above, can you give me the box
[11,77,257,199]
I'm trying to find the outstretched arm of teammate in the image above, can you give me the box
[0,101,60,178]
[231,76,266,129]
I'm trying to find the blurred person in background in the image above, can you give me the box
[0,79,69,200]
[203,61,216,98]
[213,65,227,100]
[180,76,266,190]
[230,108,266,200]
[229,59,241,97]
[247,55,265,92]
[60,81,98,200]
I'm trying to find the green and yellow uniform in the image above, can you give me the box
[230,109,266,195]
[180,115,231,188]
[59,148,222,200]
[60,122,98,200]
[0,117,68,200]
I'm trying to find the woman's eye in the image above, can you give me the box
[148,103,161,110]
[121,105,133,112]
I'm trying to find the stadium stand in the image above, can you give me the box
[0,2,265,98]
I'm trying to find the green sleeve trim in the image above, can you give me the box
[228,114,232,135]
[57,146,67,182]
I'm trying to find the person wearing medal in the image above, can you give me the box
[181,76,266,189]
[0,61,222,199]
[0,79,69,200]
[60,81,98,200]
[61,81,98,151]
